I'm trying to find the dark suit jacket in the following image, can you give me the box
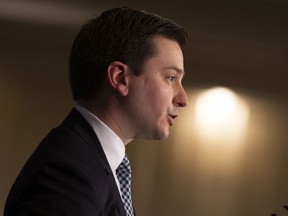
[4,109,128,216]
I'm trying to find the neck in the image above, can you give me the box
[77,99,133,145]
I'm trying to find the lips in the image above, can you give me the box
[168,114,177,126]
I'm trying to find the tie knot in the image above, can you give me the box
[117,155,131,175]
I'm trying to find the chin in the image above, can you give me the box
[159,134,169,140]
[153,129,170,140]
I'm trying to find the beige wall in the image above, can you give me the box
[128,90,288,216]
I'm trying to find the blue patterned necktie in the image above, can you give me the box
[116,155,134,216]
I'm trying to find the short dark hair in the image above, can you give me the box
[69,7,188,101]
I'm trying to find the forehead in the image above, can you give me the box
[146,36,184,72]
[150,35,182,53]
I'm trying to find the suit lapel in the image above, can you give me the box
[61,109,127,216]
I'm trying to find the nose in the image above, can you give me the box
[173,84,188,107]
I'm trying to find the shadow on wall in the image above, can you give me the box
[0,70,73,215]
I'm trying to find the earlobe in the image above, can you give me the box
[107,61,129,96]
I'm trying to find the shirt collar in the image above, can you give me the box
[74,104,125,171]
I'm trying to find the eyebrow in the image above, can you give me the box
[163,66,185,76]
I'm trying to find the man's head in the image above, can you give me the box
[69,7,188,101]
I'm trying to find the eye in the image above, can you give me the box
[167,76,177,83]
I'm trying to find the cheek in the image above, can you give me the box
[147,87,172,113]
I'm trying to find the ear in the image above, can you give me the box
[107,61,130,96]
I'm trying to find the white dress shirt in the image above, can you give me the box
[74,104,125,194]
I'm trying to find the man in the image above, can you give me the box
[5,7,188,216]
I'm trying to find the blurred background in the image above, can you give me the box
[0,0,287,215]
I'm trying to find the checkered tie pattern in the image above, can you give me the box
[116,155,134,216]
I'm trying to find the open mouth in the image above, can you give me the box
[168,114,177,126]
